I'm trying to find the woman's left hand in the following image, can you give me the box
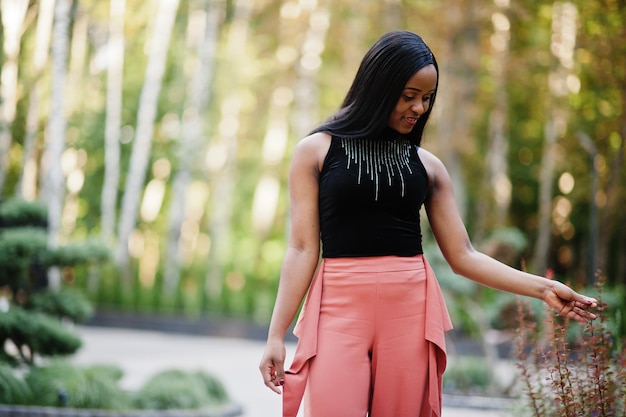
[543,282,598,323]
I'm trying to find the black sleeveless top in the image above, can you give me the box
[319,133,429,258]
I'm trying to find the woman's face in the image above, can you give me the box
[387,64,437,134]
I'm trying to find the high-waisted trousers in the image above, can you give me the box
[283,255,452,417]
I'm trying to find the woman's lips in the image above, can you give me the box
[404,116,418,126]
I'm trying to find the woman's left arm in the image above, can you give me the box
[420,149,597,323]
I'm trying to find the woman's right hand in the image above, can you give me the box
[259,337,286,394]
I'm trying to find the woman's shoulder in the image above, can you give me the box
[297,131,332,148]
[291,132,332,172]
[416,146,449,187]
[416,146,444,170]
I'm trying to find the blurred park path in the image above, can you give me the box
[72,325,515,417]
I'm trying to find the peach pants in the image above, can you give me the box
[283,256,452,417]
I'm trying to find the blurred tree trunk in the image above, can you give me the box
[58,4,87,239]
[433,0,503,385]
[204,0,252,303]
[595,32,626,284]
[100,0,126,243]
[116,0,180,288]
[576,3,626,286]
[15,0,55,201]
[576,130,601,284]
[291,6,329,140]
[162,0,220,302]
[40,0,72,289]
[476,1,511,241]
[598,126,624,280]
[248,3,329,316]
[533,2,577,275]
[66,3,87,112]
[0,0,29,193]
[434,0,481,222]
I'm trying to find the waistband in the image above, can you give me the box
[321,255,427,273]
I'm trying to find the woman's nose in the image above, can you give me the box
[411,101,424,115]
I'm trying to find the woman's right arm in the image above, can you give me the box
[259,133,330,394]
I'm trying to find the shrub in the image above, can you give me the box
[0,199,47,228]
[0,363,32,404]
[134,369,230,410]
[46,239,112,266]
[0,227,48,292]
[443,356,492,394]
[0,307,82,365]
[0,199,106,367]
[0,199,235,413]
[26,361,132,409]
[28,288,94,322]
[193,369,230,403]
[515,273,626,417]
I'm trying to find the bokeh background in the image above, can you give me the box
[0,0,624,340]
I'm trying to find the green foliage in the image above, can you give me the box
[134,369,230,410]
[0,307,82,365]
[443,356,492,394]
[0,199,103,366]
[587,283,625,342]
[0,363,32,405]
[0,227,47,291]
[26,361,132,409]
[0,200,112,294]
[46,239,112,267]
[192,369,231,403]
[28,288,94,323]
[0,199,47,228]
[483,227,528,256]
[423,241,476,296]
[423,240,483,336]
[1,0,624,348]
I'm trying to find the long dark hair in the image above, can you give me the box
[311,31,438,146]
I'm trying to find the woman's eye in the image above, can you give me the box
[403,95,414,100]
[423,96,432,102]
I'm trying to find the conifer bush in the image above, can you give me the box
[0,198,103,367]
[28,288,94,323]
[0,307,82,365]
[0,198,237,413]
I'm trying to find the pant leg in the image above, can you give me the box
[370,265,433,417]
[304,272,375,417]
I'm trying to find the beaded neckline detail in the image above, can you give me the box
[340,137,413,201]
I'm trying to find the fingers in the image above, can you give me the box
[573,300,597,311]
[557,284,596,306]
[260,360,285,394]
[271,369,285,389]
[260,366,282,394]
[568,306,596,323]
[549,283,599,323]
[260,340,287,394]
[574,293,598,308]
[570,292,598,322]
[559,300,597,324]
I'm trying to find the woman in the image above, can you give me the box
[259,30,597,417]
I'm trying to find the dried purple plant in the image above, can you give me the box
[514,272,625,417]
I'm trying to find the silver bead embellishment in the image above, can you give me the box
[341,138,413,201]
